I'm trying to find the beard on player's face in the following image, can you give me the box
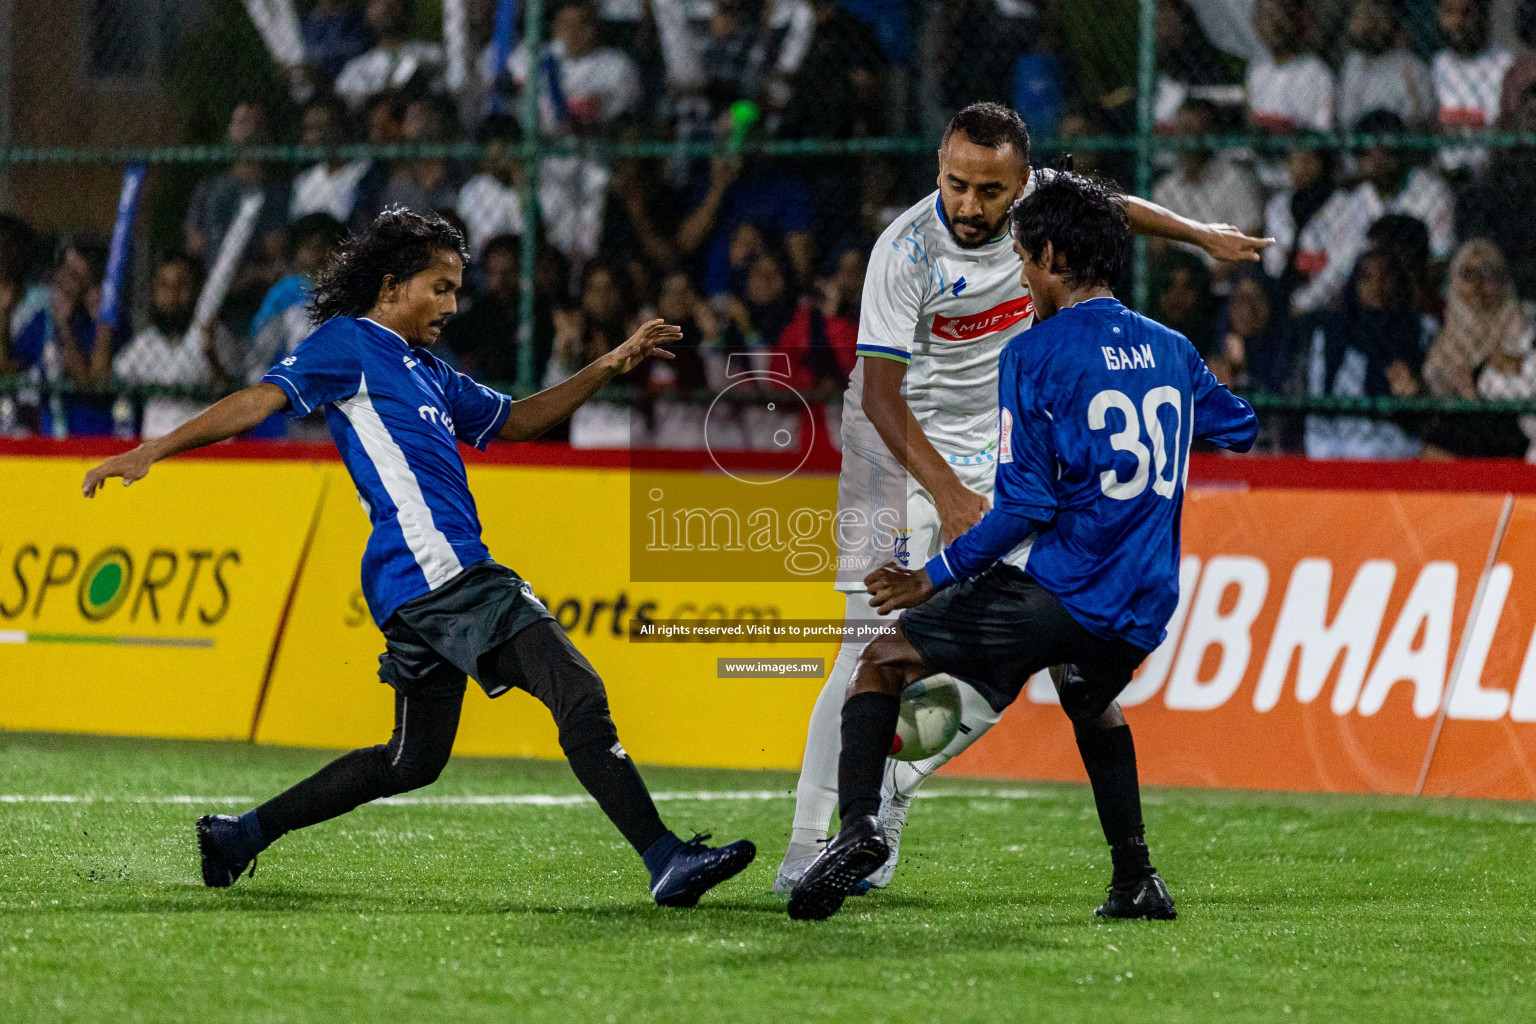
[943,203,1012,249]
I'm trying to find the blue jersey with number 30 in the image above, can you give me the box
[925,297,1256,651]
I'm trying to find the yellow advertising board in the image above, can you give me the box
[13,447,1536,800]
[0,456,327,740]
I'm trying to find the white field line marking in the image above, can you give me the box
[0,788,1041,807]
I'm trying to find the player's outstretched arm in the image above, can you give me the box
[81,382,290,497]
[497,319,681,442]
[1122,195,1274,264]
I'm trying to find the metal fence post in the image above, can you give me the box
[1132,0,1156,313]
[517,0,545,397]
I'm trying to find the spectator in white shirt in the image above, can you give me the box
[1338,0,1436,131]
[507,2,641,135]
[1292,109,1457,313]
[1152,99,1264,275]
[1433,0,1513,175]
[650,0,814,136]
[334,0,445,111]
[457,116,526,255]
[113,252,239,439]
[1262,145,1338,289]
[1246,0,1334,190]
[1153,0,1244,129]
[289,96,375,225]
[1247,0,1334,136]
[506,2,642,262]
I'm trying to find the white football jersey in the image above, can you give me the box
[843,181,1045,465]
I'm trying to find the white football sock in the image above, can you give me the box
[788,592,887,834]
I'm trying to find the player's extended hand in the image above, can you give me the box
[936,483,990,545]
[82,447,155,498]
[864,563,937,615]
[606,319,681,375]
[1195,223,1275,264]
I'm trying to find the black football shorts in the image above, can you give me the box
[900,564,1150,722]
[376,560,556,699]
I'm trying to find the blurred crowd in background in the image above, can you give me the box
[6,0,1536,459]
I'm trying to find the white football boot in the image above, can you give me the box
[772,834,826,894]
[868,760,919,888]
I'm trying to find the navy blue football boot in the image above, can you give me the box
[196,814,262,888]
[650,833,757,908]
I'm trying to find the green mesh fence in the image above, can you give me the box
[4,0,1536,456]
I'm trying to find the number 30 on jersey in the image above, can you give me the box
[1088,387,1185,500]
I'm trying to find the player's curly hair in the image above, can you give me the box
[1011,174,1129,289]
[307,206,469,325]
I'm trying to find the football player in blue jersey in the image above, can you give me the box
[786,174,1258,923]
[82,208,756,908]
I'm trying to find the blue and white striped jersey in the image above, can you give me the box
[262,316,512,625]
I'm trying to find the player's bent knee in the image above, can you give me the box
[382,744,452,793]
[1058,665,1130,729]
[390,758,446,793]
[556,701,619,755]
[853,636,919,696]
[549,669,618,753]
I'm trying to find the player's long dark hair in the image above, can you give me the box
[1011,174,1129,289]
[307,206,470,325]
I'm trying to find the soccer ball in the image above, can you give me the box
[889,674,962,761]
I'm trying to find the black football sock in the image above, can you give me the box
[254,745,395,841]
[838,691,900,823]
[563,737,671,856]
[1074,723,1154,884]
[1109,835,1154,887]
[255,690,461,840]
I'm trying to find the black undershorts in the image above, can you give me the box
[901,564,1150,721]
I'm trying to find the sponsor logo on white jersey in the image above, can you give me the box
[932,296,1036,342]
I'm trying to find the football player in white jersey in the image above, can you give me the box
[774,102,1271,894]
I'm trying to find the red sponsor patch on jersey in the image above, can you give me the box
[930,295,1035,341]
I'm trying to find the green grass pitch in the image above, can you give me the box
[2,731,1533,1023]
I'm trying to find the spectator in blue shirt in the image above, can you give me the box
[303,0,375,83]
[12,240,123,437]
[246,214,349,437]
